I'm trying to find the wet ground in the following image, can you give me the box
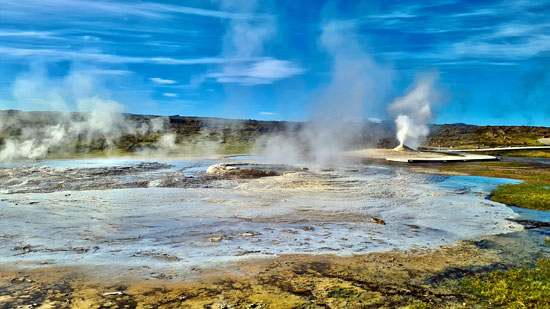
[1,156,550,307]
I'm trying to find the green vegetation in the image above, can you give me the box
[427,124,550,148]
[4,110,550,159]
[460,257,550,308]
[0,111,292,158]
[492,183,550,210]
[485,150,550,158]
[404,302,433,309]
[434,161,550,210]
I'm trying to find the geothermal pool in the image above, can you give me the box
[0,157,525,278]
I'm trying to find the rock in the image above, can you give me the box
[371,217,386,225]
[102,291,125,296]
[238,232,262,237]
[208,235,224,242]
[206,163,279,179]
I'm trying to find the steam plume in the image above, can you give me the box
[0,66,174,161]
[257,20,389,165]
[388,75,438,149]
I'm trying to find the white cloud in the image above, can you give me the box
[367,117,383,123]
[88,69,133,76]
[354,0,550,65]
[203,0,303,86]
[447,35,550,59]
[259,112,276,115]
[208,58,304,85]
[0,0,255,21]
[162,93,177,97]
[150,77,177,84]
[0,47,263,65]
[81,35,101,41]
[0,30,54,37]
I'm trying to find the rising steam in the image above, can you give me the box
[388,76,438,150]
[257,20,389,165]
[0,66,174,161]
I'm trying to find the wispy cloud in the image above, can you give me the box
[445,35,550,60]
[259,112,276,115]
[87,69,133,76]
[162,93,177,97]
[356,0,550,65]
[0,47,265,65]
[207,59,304,85]
[205,0,303,86]
[0,0,255,21]
[150,77,177,85]
[0,30,55,38]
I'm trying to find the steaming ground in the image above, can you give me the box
[0,156,522,279]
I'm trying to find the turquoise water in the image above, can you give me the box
[435,175,521,194]
[435,175,550,266]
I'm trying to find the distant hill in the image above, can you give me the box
[1,110,549,159]
[427,124,550,148]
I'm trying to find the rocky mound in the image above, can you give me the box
[393,144,415,152]
[206,163,280,179]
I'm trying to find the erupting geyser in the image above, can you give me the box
[388,76,437,150]
[393,143,415,152]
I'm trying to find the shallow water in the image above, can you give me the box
[0,157,537,278]
[434,175,521,194]
[502,156,550,165]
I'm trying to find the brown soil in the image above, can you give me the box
[0,241,503,308]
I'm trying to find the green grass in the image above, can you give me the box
[492,183,550,210]
[460,257,550,308]
[403,302,433,309]
[217,141,254,154]
[435,161,550,210]
[483,150,550,158]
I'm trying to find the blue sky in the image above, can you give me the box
[0,0,549,125]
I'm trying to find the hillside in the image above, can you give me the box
[1,110,549,159]
[427,124,550,148]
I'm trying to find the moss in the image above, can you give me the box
[491,183,550,210]
[403,302,434,309]
[460,257,550,308]
[326,286,359,298]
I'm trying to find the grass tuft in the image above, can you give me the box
[460,257,550,308]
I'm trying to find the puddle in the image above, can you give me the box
[434,175,521,195]
[509,206,550,222]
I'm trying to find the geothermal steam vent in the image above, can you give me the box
[393,143,415,152]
